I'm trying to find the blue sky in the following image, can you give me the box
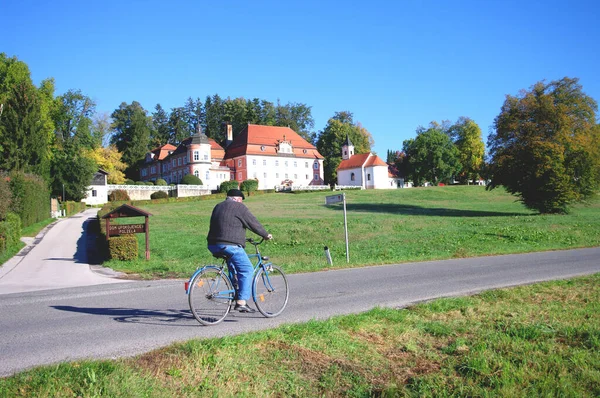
[2,0,599,155]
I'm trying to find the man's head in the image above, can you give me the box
[227,189,245,201]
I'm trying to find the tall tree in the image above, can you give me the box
[110,101,152,179]
[403,126,460,186]
[275,101,315,142]
[204,94,225,142]
[168,106,187,144]
[91,112,112,148]
[151,104,170,147]
[316,111,373,184]
[448,117,485,184]
[50,141,96,201]
[184,97,204,137]
[487,77,600,213]
[86,145,127,184]
[53,89,96,149]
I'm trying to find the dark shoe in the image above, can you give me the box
[234,304,256,313]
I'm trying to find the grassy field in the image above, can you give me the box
[103,186,600,279]
[1,273,598,396]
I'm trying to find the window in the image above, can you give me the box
[284,161,288,167]
[183,156,187,165]
[344,150,347,156]
[264,172,267,178]
[194,170,199,178]
[313,161,318,169]
[367,174,371,181]
[275,160,279,167]
[238,159,242,167]
[294,161,297,168]
[276,173,279,178]
[306,174,309,180]
[141,169,147,177]
[92,190,97,197]
[238,172,242,180]
[172,159,176,167]
[285,173,288,179]
[303,149,307,154]
[261,145,265,151]
[252,159,256,165]
[351,172,355,181]
[206,171,210,180]
[305,162,309,168]
[151,166,156,174]
[203,153,208,160]
[314,174,319,181]
[178,158,181,166]
[294,174,297,179]
[194,151,199,161]
[263,160,266,166]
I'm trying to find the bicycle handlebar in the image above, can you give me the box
[246,237,264,245]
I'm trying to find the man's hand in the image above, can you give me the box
[265,234,273,240]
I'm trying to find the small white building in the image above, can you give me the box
[337,136,397,189]
[82,169,109,205]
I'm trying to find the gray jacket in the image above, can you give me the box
[206,198,269,247]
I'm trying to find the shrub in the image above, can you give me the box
[64,201,86,216]
[134,181,146,185]
[150,191,169,200]
[155,179,167,186]
[9,171,50,228]
[0,175,12,221]
[219,180,239,193]
[0,212,22,252]
[241,179,259,197]
[108,189,131,202]
[145,181,154,186]
[181,174,203,185]
[124,179,135,185]
[107,234,138,260]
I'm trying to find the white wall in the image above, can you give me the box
[82,185,108,205]
[337,168,363,187]
[246,155,323,189]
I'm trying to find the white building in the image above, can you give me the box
[82,169,109,205]
[337,136,397,189]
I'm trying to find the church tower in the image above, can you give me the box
[341,135,354,160]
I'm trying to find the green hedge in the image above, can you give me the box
[150,191,169,200]
[241,179,259,196]
[107,234,138,260]
[109,189,131,201]
[9,171,50,228]
[0,212,22,253]
[63,201,86,216]
[0,174,12,221]
[219,180,239,193]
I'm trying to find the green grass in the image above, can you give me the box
[102,186,600,278]
[2,274,598,396]
[0,217,56,265]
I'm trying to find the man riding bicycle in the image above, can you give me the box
[207,189,272,313]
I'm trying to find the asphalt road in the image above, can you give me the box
[0,211,599,377]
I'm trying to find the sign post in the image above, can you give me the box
[102,204,152,260]
[325,193,350,263]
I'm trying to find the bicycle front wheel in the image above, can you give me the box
[189,267,234,325]
[253,264,289,317]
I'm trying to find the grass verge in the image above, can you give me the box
[1,273,598,396]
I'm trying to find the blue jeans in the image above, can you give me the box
[207,244,254,301]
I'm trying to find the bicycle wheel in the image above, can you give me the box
[189,266,234,325]
[253,264,289,317]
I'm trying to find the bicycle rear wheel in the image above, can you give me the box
[189,266,234,325]
[253,264,289,317]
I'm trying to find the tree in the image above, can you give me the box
[86,145,127,184]
[487,77,600,213]
[50,141,96,201]
[184,97,204,137]
[275,101,315,143]
[448,117,485,184]
[204,94,225,142]
[110,101,152,179]
[181,174,203,185]
[151,104,170,147]
[168,106,188,144]
[53,89,96,149]
[316,111,373,184]
[91,112,112,148]
[403,126,460,186]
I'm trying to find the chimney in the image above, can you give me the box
[226,123,233,142]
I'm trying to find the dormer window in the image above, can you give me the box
[278,141,292,154]
[260,145,266,151]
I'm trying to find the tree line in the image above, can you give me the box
[1,51,598,214]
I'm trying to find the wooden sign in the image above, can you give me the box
[108,224,146,235]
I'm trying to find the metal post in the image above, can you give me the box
[343,193,349,263]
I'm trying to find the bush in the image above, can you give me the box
[108,189,131,202]
[134,181,146,185]
[0,212,22,252]
[241,179,259,196]
[155,179,167,186]
[181,174,203,185]
[150,191,169,200]
[107,234,138,260]
[0,174,12,221]
[219,180,239,193]
[64,201,86,216]
[124,179,135,185]
[9,171,50,228]
[145,181,154,186]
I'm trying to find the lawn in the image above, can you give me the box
[102,186,600,278]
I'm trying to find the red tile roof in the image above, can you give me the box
[225,124,323,159]
[151,144,176,160]
[338,153,388,170]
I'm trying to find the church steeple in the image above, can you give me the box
[341,134,354,160]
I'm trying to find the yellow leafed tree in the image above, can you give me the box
[86,145,127,184]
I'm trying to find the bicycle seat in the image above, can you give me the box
[261,256,269,261]
[212,253,229,260]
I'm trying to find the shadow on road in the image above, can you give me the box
[51,305,196,326]
[74,216,103,265]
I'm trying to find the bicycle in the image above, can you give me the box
[185,237,289,325]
